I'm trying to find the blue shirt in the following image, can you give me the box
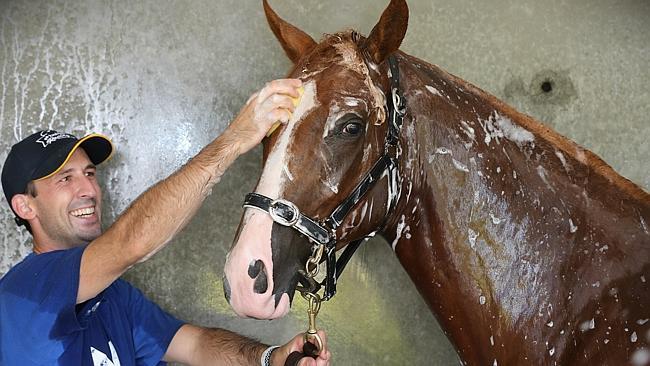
[0,246,184,365]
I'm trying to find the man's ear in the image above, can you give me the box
[11,194,36,221]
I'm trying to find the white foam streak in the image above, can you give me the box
[256,81,317,198]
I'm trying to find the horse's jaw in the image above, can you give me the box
[223,209,292,319]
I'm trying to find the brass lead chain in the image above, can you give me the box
[305,244,324,278]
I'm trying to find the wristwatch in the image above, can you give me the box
[261,345,280,366]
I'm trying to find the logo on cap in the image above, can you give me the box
[35,130,75,148]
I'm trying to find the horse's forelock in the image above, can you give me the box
[294,31,361,73]
[301,31,387,127]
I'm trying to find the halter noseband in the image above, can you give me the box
[243,55,405,300]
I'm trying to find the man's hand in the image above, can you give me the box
[225,78,303,155]
[272,330,331,366]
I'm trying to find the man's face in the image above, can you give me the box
[31,148,103,247]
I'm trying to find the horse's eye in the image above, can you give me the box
[342,120,363,136]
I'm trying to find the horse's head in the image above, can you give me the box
[223,0,409,319]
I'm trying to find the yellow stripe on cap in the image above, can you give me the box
[35,133,114,181]
[266,86,304,137]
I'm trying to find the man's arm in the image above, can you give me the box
[164,324,331,366]
[163,324,265,365]
[77,79,302,303]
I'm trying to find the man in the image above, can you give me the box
[0,78,331,366]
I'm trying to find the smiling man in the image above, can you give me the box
[0,79,330,366]
[3,131,109,253]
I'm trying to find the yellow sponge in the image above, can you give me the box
[266,86,304,137]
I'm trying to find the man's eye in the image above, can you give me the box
[342,121,363,136]
[85,171,95,177]
[60,176,70,182]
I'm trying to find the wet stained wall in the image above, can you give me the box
[0,0,648,365]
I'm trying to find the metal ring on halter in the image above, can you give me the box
[268,199,300,226]
[302,288,322,307]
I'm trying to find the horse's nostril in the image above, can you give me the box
[223,276,232,303]
[253,268,268,294]
[248,259,264,279]
[248,259,269,294]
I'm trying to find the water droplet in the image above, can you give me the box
[579,318,595,332]
[569,218,578,233]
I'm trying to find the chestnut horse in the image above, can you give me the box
[223,0,650,364]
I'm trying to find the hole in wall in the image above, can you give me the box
[529,70,577,106]
[541,80,553,93]
[503,69,578,126]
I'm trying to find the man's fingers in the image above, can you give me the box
[267,94,296,111]
[269,109,291,124]
[257,78,302,102]
[314,350,331,366]
[245,91,259,104]
[297,357,324,366]
[260,96,295,124]
[255,94,295,116]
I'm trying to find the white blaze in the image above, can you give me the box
[223,81,317,319]
[256,81,318,198]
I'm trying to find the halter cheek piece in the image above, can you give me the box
[243,55,405,301]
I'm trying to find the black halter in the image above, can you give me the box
[243,55,405,300]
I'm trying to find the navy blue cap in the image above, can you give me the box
[1,130,113,220]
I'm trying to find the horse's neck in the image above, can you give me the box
[381,54,650,363]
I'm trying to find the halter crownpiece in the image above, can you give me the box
[243,54,406,301]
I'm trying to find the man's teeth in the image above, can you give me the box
[71,207,95,217]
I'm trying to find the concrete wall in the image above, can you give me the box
[1,0,647,364]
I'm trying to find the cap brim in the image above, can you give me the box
[35,133,114,181]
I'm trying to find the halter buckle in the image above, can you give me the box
[269,199,300,226]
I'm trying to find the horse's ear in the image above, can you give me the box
[362,0,409,64]
[263,0,317,64]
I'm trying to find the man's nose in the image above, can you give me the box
[76,176,98,198]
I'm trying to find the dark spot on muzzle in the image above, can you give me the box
[248,259,268,294]
[222,275,232,303]
[248,259,263,278]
